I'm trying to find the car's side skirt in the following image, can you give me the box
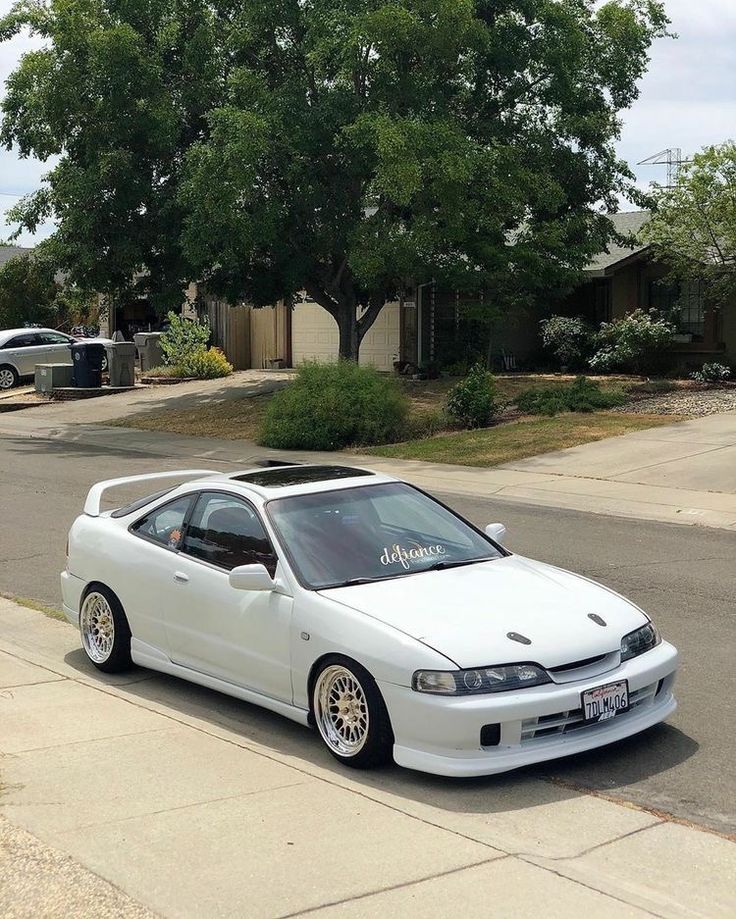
[130,638,311,727]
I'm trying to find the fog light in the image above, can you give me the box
[480,724,501,746]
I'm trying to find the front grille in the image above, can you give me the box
[520,682,658,743]
[549,654,607,674]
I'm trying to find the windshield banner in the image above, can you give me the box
[380,543,447,570]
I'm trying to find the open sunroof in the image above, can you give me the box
[232,465,374,488]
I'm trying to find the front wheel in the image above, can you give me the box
[0,365,18,390]
[312,656,393,769]
[80,586,132,673]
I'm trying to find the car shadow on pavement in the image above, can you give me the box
[63,648,699,818]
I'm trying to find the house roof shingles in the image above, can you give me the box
[0,245,32,268]
[585,210,651,275]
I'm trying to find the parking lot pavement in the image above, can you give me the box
[1,598,734,919]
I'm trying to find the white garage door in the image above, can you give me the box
[292,301,400,372]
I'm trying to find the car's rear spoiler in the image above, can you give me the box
[83,470,219,517]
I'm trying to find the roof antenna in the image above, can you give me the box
[637,147,688,187]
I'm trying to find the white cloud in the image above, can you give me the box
[2,0,735,238]
[617,0,736,198]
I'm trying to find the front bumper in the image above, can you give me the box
[379,640,678,778]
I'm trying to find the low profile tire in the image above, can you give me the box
[0,365,18,390]
[79,585,132,673]
[312,656,393,769]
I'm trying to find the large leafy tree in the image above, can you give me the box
[643,142,736,309]
[2,1,668,360]
[0,248,58,327]
[0,244,98,329]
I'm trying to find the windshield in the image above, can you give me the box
[267,482,503,589]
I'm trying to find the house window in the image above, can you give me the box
[648,279,705,341]
[677,280,705,340]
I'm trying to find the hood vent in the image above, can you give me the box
[507,631,531,645]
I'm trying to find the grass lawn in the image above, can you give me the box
[110,373,689,468]
[362,412,687,467]
[108,393,271,441]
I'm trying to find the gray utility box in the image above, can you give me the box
[35,363,74,394]
[134,332,164,373]
[105,341,136,387]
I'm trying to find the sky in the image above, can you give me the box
[1,0,735,247]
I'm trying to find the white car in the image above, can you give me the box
[0,327,112,388]
[61,465,678,777]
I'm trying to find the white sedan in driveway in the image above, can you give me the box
[61,464,678,777]
[0,327,112,388]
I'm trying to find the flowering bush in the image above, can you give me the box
[178,347,233,379]
[690,362,731,386]
[589,310,675,374]
[540,315,593,369]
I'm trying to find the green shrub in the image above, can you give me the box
[446,363,498,429]
[178,347,233,379]
[517,376,628,416]
[260,361,409,450]
[690,362,731,385]
[589,310,674,374]
[540,315,593,369]
[160,311,211,366]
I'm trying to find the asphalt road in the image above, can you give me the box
[0,431,734,836]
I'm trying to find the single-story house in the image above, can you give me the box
[100,210,736,372]
[558,211,736,369]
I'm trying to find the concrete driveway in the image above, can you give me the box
[1,599,734,919]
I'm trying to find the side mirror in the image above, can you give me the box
[229,563,275,592]
[485,523,507,544]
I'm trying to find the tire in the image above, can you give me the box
[312,655,394,769]
[0,365,18,390]
[79,585,133,673]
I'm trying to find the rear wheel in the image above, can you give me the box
[0,365,18,390]
[80,586,132,673]
[312,656,393,769]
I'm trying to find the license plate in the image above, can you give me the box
[581,680,629,723]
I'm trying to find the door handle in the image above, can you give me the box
[173,571,189,583]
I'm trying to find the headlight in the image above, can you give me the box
[620,622,660,661]
[412,664,551,695]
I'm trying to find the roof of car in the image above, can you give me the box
[0,327,65,341]
[191,464,396,500]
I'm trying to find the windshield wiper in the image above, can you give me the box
[324,576,388,589]
[424,557,494,572]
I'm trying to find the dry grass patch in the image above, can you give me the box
[363,412,688,467]
[108,393,271,441]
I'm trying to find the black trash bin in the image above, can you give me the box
[69,341,106,388]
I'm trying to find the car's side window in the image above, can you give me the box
[130,495,194,551]
[182,492,277,575]
[3,334,39,349]
[39,332,71,345]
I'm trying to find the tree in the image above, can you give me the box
[643,142,736,309]
[0,245,97,329]
[0,248,58,328]
[2,1,669,360]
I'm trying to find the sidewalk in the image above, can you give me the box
[0,597,733,918]
[2,406,736,530]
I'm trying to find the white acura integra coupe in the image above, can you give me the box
[62,464,678,777]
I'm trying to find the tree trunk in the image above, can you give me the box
[337,304,360,361]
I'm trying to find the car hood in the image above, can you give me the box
[319,555,648,669]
